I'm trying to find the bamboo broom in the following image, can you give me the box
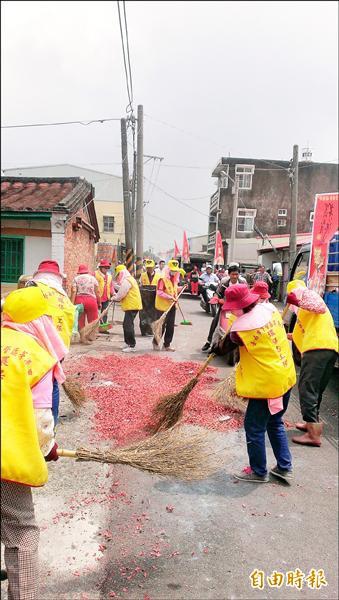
[62,377,86,408]
[152,286,187,345]
[56,426,227,481]
[149,353,216,433]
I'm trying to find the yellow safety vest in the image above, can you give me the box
[292,308,338,354]
[36,282,75,348]
[140,271,160,287]
[155,277,178,312]
[95,270,112,300]
[235,310,296,399]
[1,328,56,487]
[120,276,143,311]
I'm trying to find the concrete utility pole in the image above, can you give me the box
[121,118,134,272]
[228,174,239,264]
[289,144,299,269]
[136,105,144,280]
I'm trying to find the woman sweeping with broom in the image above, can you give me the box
[213,284,296,484]
[152,259,183,352]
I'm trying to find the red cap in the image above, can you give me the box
[77,264,89,274]
[251,281,271,299]
[35,260,61,277]
[222,284,260,310]
[99,259,111,268]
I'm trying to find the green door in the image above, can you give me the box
[1,237,24,283]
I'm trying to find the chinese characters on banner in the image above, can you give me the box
[214,230,224,266]
[173,240,180,259]
[96,243,115,264]
[308,193,338,295]
[182,231,190,263]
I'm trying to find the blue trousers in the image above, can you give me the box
[52,379,60,426]
[244,390,292,476]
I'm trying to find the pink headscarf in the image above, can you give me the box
[2,314,67,384]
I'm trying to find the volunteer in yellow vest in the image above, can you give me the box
[286,280,338,447]
[28,260,74,424]
[153,259,182,352]
[112,264,142,352]
[140,259,160,287]
[95,259,113,325]
[216,284,296,484]
[1,287,62,599]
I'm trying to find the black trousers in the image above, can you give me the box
[100,300,109,323]
[123,310,138,347]
[207,306,221,344]
[154,306,176,347]
[299,349,337,422]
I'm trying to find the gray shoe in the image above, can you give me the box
[270,465,294,484]
[233,470,269,483]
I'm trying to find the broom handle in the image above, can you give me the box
[281,304,291,321]
[57,448,77,458]
[163,286,187,318]
[196,352,216,377]
[177,302,186,321]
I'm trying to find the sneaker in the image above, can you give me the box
[270,465,294,484]
[233,467,269,483]
[201,342,210,352]
[122,346,137,353]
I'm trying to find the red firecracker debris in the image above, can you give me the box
[64,354,242,445]
[166,505,174,513]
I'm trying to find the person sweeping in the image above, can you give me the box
[152,259,182,352]
[1,287,62,599]
[285,280,338,447]
[112,264,142,352]
[139,259,160,336]
[214,284,296,484]
[70,264,102,343]
[95,259,113,328]
[140,259,160,287]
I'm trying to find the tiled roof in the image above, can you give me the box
[1,177,84,212]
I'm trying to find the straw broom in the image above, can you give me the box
[62,377,86,408]
[56,426,226,481]
[150,353,216,433]
[80,300,114,340]
[152,286,187,345]
[212,369,247,414]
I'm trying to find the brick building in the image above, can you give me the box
[1,176,99,294]
[208,157,338,264]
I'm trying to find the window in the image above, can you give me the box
[278,209,287,217]
[235,165,255,190]
[1,237,24,282]
[277,219,287,227]
[103,216,115,233]
[237,208,256,233]
[310,211,314,222]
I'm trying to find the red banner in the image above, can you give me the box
[173,240,180,258]
[214,230,224,266]
[182,231,190,263]
[308,193,339,295]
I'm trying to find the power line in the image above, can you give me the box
[116,1,134,114]
[143,176,209,217]
[145,210,201,235]
[1,118,121,129]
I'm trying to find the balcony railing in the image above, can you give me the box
[210,191,219,213]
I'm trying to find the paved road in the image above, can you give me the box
[2,297,338,599]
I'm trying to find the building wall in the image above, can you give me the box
[25,236,52,274]
[188,235,208,253]
[95,200,125,245]
[63,207,96,293]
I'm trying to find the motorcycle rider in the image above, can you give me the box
[199,264,220,313]
[201,264,248,352]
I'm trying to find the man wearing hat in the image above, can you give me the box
[95,259,113,325]
[153,259,182,351]
[139,259,160,337]
[140,259,160,287]
[112,265,142,352]
[215,284,296,484]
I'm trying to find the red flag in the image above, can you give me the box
[214,230,224,266]
[308,193,339,295]
[173,240,180,258]
[182,231,190,263]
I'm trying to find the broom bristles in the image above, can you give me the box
[73,427,227,480]
[212,370,247,414]
[62,378,86,408]
[80,303,112,339]
[150,377,199,433]
[151,312,167,344]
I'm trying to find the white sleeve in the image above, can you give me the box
[34,409,55,456]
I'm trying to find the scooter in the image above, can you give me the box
[200,283,218,317]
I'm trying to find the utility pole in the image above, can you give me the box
[289,144,299,269]
[136,105,144,280]
[121,118,134,273]
[228,174,239,264]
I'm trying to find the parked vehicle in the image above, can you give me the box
[200,283,218,317]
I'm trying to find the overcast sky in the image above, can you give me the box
[1,0,338,253]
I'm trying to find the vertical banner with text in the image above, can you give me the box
[308,192,338,295]
[214,230,224,266]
